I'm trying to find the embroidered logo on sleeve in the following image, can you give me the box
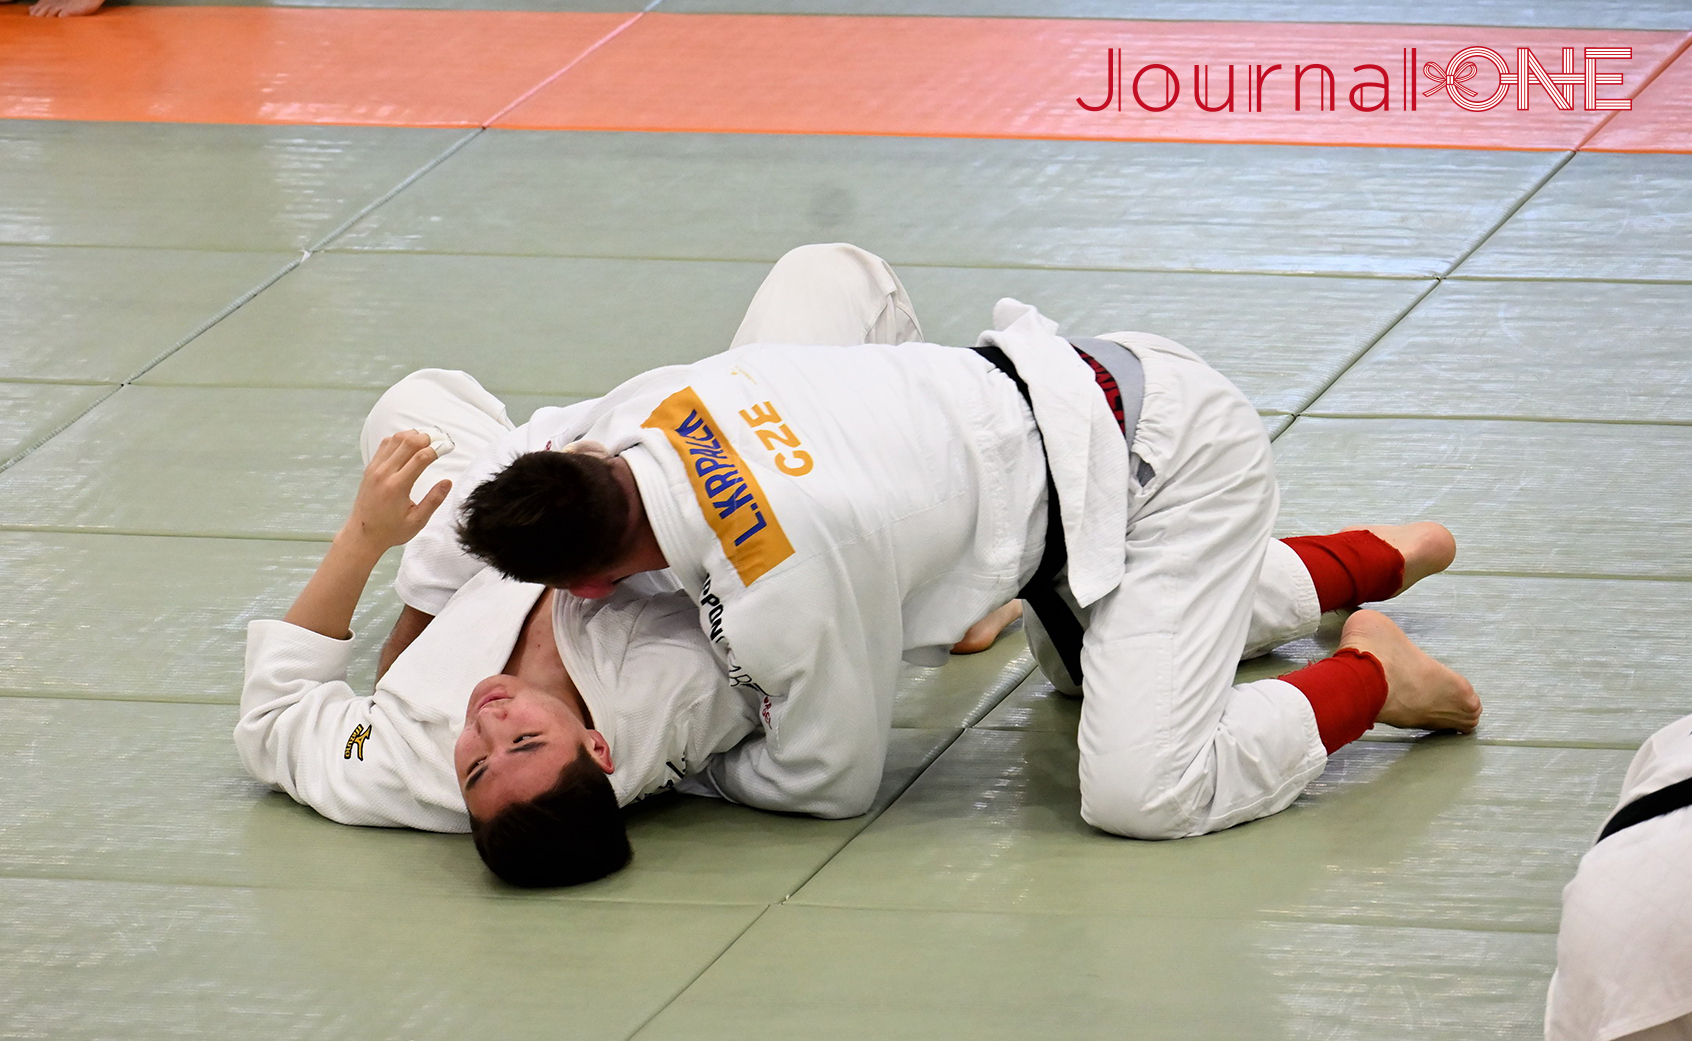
[343,724,372,761]
[644,387,794,585]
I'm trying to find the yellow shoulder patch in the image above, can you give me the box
[643,387,794,585]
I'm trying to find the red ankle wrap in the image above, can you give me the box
[1282,531,1404,613]
[1282,649,1388,754]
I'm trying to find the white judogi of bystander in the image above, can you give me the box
[1547,713,1692,1041]
[394,243,1329,836]
[235,372,758,831]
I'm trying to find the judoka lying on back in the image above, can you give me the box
[236,421,764,884]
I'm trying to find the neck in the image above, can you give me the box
[606,456,668,576]
[506,588,594,728]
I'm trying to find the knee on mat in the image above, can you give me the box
[1078,777,1198,841]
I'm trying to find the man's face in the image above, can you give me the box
[454,675,611,819]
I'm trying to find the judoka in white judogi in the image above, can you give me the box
[1546,712,1692,1041]
[235,376,758,832]
[397,243,1332,836]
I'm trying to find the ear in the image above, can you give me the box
[564,576,617,600]
[584,730,614,774]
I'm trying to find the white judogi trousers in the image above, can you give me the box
[368,242,1324,838]
[1069,331,1325,837]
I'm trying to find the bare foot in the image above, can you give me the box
[1341,609,1480,732]
[30,0,105,15]
[951,600,1023,654]
[1342,522,1456,599]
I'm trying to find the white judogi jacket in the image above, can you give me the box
[1547,713,1692,1041]
[236,569,758,831]
[395,301,1123,819]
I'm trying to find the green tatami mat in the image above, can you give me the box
[0,247,297,383]
[0,876,759,1041]
[976,668,1085,733]
[894,633,1034,728]
[0,382,109,467]
[897,268,1434,416]
[633,905,1555,1041]
[1309,279,1692,422]
[983,576,1692,748]
[0,121,470,251]
[0,385,375,538]
[0,692,954,902]
[332,133,1559,278]
[792,730,1626,930]
[660,0,1692,28]
[142,256,1434,419]
[0,532,399,702]
[140,253,774,394]
[1271,417,1692,578]
[1455,153,1692,282]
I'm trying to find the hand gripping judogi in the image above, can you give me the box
[398,244,1330,836]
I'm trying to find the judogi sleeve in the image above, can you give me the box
[235,620,467,832]
[395,401,598,614]
[695,554,905,819]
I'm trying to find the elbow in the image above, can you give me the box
[231,713,286,790]
[794,774,877,820]
[746,776,874,820]
[805,793,873,820]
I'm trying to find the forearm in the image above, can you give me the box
[376,604,434,681]
[282,529,388,641]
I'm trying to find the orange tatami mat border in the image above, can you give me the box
[1587,36,1692,151]
[498,14,1686,152]
[2,7,1688,152]
[0,6,636,128]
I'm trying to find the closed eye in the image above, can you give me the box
[465,736,547,790]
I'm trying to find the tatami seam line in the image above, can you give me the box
[617,903,773,1041]
[1275,144,1611,429]
[0,868,780,907]
[321,241,1459,278]
[1299,412,1692,427]
[744,898,1568,934]
[0,11,655,476]
[618,720,996,1039]
[1439,151,1579,279]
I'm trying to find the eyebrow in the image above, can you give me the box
[464,740,549,792]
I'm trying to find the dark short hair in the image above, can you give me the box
[457,450,630,586]
[469,746,632,888]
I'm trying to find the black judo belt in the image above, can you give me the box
[971,337,1145,689]
[1596,772,1692,843]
